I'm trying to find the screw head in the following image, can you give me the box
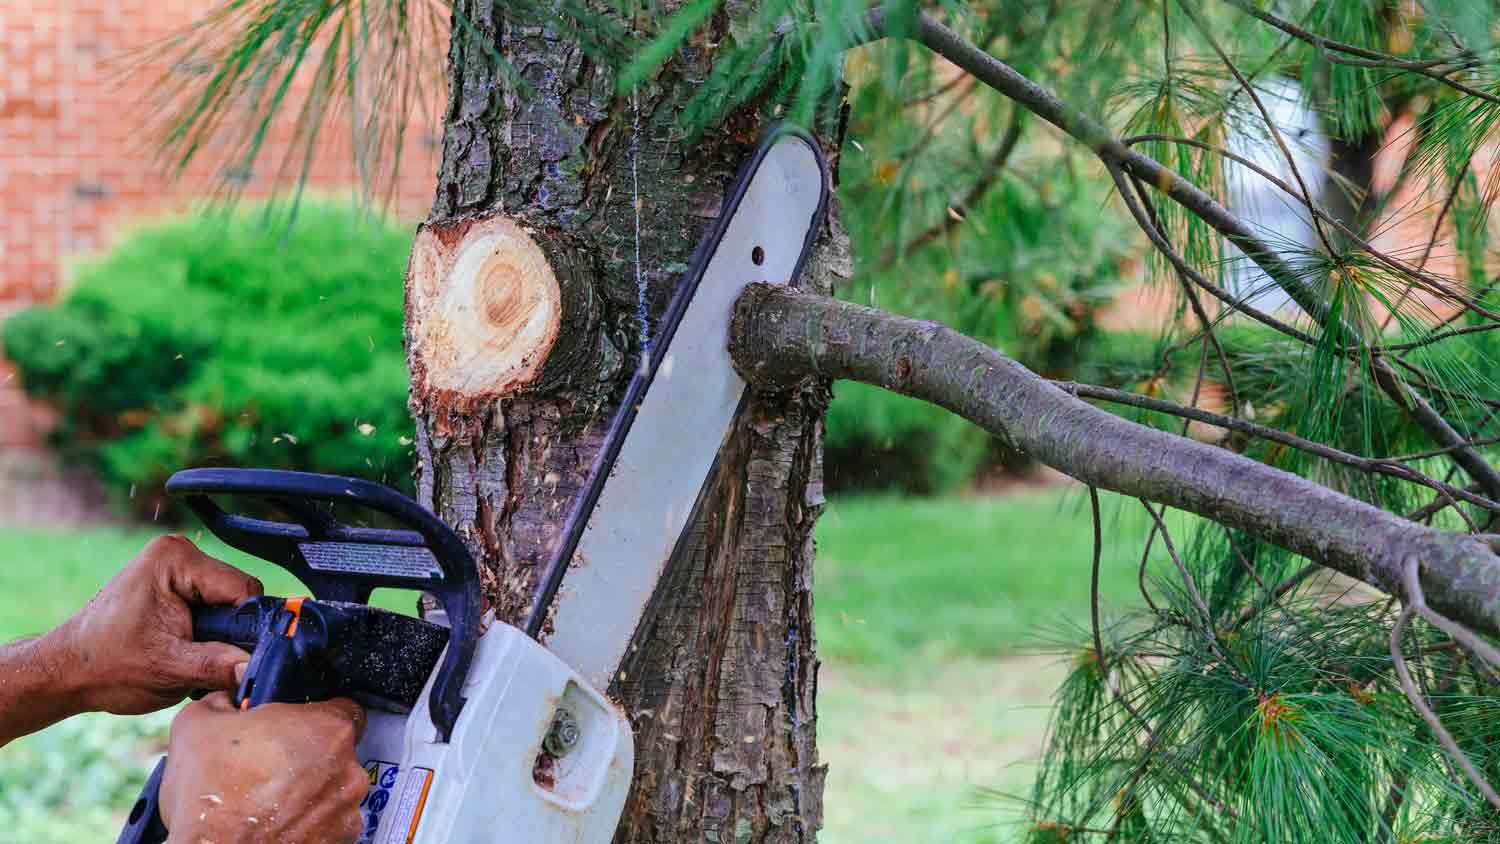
[543,708,581,757]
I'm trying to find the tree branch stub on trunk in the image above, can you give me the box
[407,214,607,414]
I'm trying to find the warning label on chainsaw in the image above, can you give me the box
[386,767,434,843]
[300,542,442,580]
[358,760,400,844]
[358,760,434,844]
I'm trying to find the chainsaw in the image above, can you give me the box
[116,126,829,844]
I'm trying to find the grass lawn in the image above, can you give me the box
[814,490,1167,667]
[0,486,1174,842]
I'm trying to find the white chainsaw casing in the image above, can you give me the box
[354,621,634,844]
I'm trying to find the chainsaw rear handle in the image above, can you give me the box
[117,757,169,844]
[166,468,478,740]
[116,601,297,844]
[192,602,261,647]
[120,597,449,844]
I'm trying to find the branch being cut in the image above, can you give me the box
[729,284,1500,637]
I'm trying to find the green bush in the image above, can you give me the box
[3,201,416,515]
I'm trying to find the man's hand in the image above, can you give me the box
[0,535,263,746]
[50,535,264,715]
[160,692,369,844]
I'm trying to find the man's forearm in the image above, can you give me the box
[0,631,90,747]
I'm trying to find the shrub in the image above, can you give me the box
[3,201,416,516]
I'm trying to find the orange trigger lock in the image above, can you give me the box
[283,596,307,638]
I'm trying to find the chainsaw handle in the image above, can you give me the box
[167,468,471,602]
[116,757,169,844]
[116,602,305,844]
[191,602,261,649]
[166,468,478,741]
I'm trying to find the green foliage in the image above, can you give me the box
[149,0,455,206]
[2,202,416,513]
[0,711,173,843]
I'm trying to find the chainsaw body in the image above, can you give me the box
[117,469,633,844]
[357,624,632,844]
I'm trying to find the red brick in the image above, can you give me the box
[0,0,441,302]
[0,0,442,444]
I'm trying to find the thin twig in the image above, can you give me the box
[1227,563,1319,633]
[880,107,1027,266]
[1215,0,1500,105]
[1089,485,1109,682]
[1381,156,1470,332]
[1137,520,1164,614]
[1141,500,1256,691]
[1126,170,1241,419]
[1391,557,1500,811]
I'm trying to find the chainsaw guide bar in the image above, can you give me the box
[528,127,831,691]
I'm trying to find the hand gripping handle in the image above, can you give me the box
[116,601,306,844]
[164,468,480,740]
[115,600,285,844]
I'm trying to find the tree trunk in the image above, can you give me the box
[405,6,849,842]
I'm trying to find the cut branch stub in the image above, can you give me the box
[407,214,606,411]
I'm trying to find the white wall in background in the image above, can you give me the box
[1223,76,1330,314]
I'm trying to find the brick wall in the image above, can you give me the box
[0,0,444,307]
[0,1,443,467]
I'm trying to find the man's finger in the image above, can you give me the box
[166,641,252,691]
[195,690,235,711]
[309,697,368,742]
[163,540,264,607]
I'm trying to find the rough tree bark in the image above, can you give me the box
[405,5,848,842]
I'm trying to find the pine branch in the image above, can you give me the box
[862,8,1500,505]
[1116,134,1496,326]
[1055,381,1500,515]
[1214,0,1499,105]
[878,107,1027,267]
[729,283,1500,639]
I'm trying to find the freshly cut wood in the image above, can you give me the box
[407,215,562,400]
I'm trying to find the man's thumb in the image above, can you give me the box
[170,641,250,691]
